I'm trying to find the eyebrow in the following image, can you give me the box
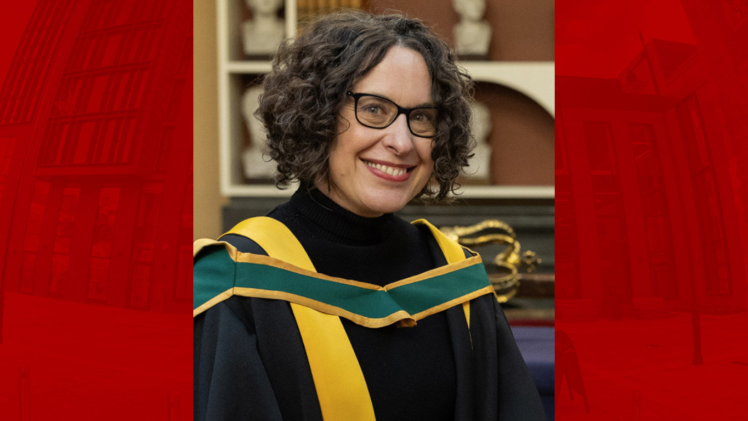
[368,92,435,108]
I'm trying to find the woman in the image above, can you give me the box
[194,12,545,421]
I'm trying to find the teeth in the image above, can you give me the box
[364,160,407,177]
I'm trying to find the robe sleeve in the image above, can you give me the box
[194,299,283,421]
[493,300,548,421]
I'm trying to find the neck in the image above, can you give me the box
[313,179,385,218]
[290,185,392,245]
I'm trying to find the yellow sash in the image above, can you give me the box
[412,219,471,328]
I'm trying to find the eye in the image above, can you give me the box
[411,109,435,122]
[361,104,384,115]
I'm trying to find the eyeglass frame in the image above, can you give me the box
[345,91,439,138]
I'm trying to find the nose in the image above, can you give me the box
[382,114,414,155]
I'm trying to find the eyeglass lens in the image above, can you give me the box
[355,95,437,137]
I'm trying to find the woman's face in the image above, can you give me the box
[317,46,435,218]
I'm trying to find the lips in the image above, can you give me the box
[362,159,415,181]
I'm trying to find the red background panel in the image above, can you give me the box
[0,0,192,419]
[557,0,748,419]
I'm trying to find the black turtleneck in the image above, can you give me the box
[222,187,457,421]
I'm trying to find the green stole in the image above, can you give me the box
[193,217,494,420]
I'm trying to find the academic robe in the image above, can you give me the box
[194,217,546,421]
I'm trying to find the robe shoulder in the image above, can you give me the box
[193,240,239,316]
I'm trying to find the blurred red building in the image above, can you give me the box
[557,27,747,318]
[0,0,192,314]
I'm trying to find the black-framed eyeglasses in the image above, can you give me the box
[346,91,438,138]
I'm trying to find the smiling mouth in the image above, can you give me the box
[362,160,415,177]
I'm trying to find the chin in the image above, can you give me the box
[359,192,412,216]
[370,202,406,215]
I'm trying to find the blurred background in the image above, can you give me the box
[194,0,555,324]
[194,0,555,418]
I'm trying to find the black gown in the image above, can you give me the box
[194,187,546,421]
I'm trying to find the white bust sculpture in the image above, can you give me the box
[466,102,492,180]
[453,0,492,57]
[242,0,285,57]
[242,86,276,179]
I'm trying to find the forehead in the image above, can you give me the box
[352,46,433,105]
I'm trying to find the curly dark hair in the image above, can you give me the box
[257,11,474,201]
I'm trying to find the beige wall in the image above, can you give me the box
[194,0,226,240]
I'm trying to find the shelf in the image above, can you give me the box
[225,61,273,73]
[461,62,554,116]
[458,186,554,199]
[222,183,554,199]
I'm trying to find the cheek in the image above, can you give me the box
[327,138,359,181]
[328,144,342,169]
[336,114,352,135]
[419,142,436,169]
